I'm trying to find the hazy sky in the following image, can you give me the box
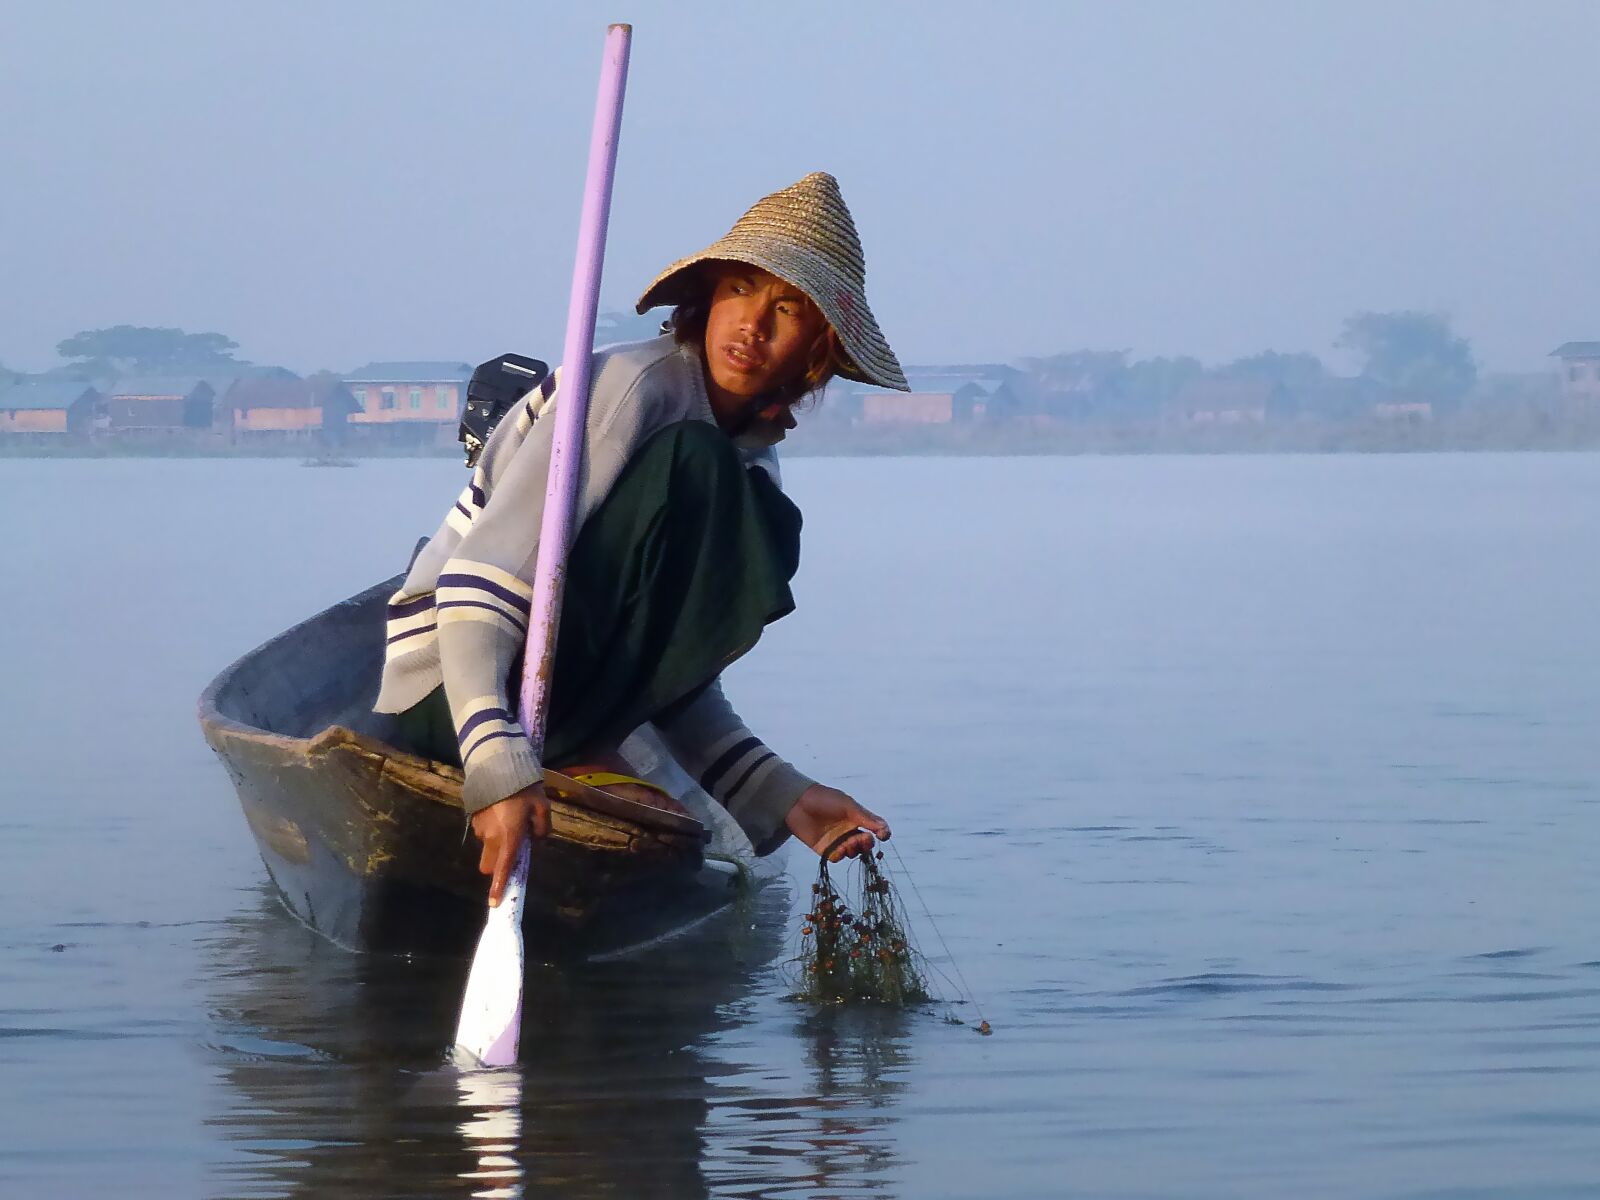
[3,1,1596,375]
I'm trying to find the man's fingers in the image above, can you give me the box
[830,830,873,863]
[852,809,890,843]
[487,839,514,908]
[847,799,890,842]
[478,837,495,878]
[824,816,889,862]
[530,793,551,840]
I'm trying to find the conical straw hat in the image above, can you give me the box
[636,172,909,391]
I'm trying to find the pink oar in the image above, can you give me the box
[454,23,633,1069]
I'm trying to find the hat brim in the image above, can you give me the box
[637,250,908,392]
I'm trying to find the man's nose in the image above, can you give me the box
[740,302,774,340]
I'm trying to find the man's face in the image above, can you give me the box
[701,265,826,427]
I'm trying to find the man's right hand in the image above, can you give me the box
[470,783,551,907]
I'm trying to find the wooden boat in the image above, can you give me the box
[199,575,754,958]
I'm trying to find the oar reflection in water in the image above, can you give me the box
[456,1069,523,1199]
[202,883,824,1198]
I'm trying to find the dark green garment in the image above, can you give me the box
[396,420,801,767]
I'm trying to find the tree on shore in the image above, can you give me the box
[1020,350,1207,420]
[1119,355,1204,418]
[1336,311,1475,403]
[56,325,242,376]
[1214,350,1327,391]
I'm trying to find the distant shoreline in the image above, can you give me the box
[784,420,1600,457]
[4,420,1598,460]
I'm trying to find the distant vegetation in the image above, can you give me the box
[784,309,1599,455]
[52,325,245,378]
[4,312,1595,457]
[1011,311,1484,423]
[1336,311,1477,404]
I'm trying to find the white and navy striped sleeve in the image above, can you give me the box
[652,678,815,855]
[437,357,668,814]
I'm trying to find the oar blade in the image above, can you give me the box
[453,843,530,1068]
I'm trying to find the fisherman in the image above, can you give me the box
[373,172,908,904]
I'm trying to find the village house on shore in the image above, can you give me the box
[847,365,1023,425]
[343,361,473,448]
[1169,378,1280,425]
[1552,343,1600,406]
[0,360,467,450]
[0,380,105,437]
[4,334,1599,451]
[227,375,360,441]
[104,376,217,436]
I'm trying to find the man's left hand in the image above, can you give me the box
[785,783,891,862]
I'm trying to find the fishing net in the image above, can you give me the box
[794,851,932,1008]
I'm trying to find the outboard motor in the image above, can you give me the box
[459,353,549,467]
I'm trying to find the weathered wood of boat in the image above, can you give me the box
[199,574,746,958]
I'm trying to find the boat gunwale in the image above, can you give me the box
[197,578,708,843]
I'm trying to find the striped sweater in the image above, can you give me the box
[373,335,814,852]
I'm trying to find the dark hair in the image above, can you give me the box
[668,264,845,409]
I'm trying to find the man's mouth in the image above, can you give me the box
[721,343,766,373]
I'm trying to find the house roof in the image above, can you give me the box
[108,375,214,399]
[228,378,307,409]
[905,362,1022,379]
[902,369,1012,395]
[196,365,299,399]
[848,370,1013,399]
[894,382,955,398]
[862,391,952,406]
[229,375,356,411]
[1550,341,1600,359]
[344,361,473,383]
[193,373,241,400]
[0,379,99,411]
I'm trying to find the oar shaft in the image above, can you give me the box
[518,22,632,742]
[455,25,632,1069]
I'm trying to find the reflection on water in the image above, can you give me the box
[456,1069,522,1198]
[203,882,913,1199]
[792,1012,910,1196]
[11,454,1600,1197]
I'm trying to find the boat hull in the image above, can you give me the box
[200,575,737,957]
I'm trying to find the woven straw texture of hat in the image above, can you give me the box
[636,172,909,392]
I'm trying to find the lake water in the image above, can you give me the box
[2,452,1598,1199]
